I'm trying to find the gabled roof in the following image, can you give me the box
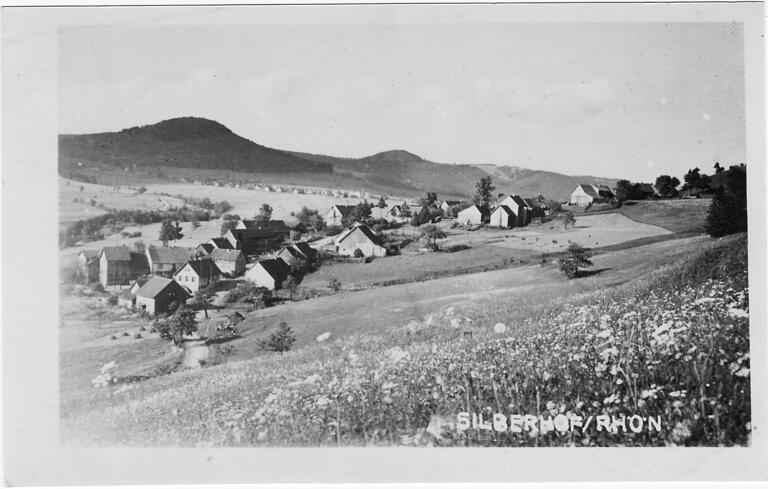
[328,204,357,217]
[101,246,131,262]
[136,276,189,300]
[292,241,316,259]
[146,246,195,265]
[209,237,234,249]
[278,246,303,260]
[130,252,150,270]
[78,250,99,259]
[210,248,243,261]
[457,204,483,214]
[492,204,516,216]
[251,258,290,281]
[509,194,531,209]
[440,200,462,207]
[197,243,215,254]
[336,224,382,246]
[176,258,221,279]
[577,184,599,197]
[227,228,279,241]
[238,219,288,231]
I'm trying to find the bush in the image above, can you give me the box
[107,294,118,306]
[705,165,747,237]
[89,282,105,294]
[328,278,342,292]
[559,242,593,278]
[258,321,296,354]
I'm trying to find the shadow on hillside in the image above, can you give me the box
[205,334,242,346]
[576,268,610,278]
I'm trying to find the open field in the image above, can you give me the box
[616,199,711,234]
[60,234,750,446]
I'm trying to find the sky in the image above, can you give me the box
[59,21,745,182]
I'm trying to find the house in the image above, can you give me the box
[596,185,615,201]
[244,258,291,290]
[439,200,462,214]
[457,205,485,226]
[523,198,547,219]
[145,246,196,277]
[196,243,215,256]
[225,228,285,256]
[275,241,318,266]
[494,194,531,226]
[77,250,100,283]
[236,219,289,235]
[99,247,150,287]
[210,248,246,275]
[173,258,221,294]
[570,184,600,206]
[490,205,517,228]
[334,224,387,257]
[324,204,357,227]
[135,276,191,317]
[208,237,234,250]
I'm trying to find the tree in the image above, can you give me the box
[683,167,710,190]
[158,219,183,246]
[411,205,431,226]
[259,321,296,354]
[347,200,373,225]
[420,224,447,251]
[220,219,238,236]
[563,211,576,229]
[284,275,298,300]
[191,215,201,229]
[191,286,216,319]
[705,164,747,237]
[614,179,635,202]
[133,240,146,252]
[655,175,680,198]
[295,206,324,231]
[377,196,388,209]
[165,306,198,345]
[559,243,593,278]
[419,192,438,208]
[714,161,724,174]
[256,203,273,221]
[400,202,412,218]
[473,177,495,211]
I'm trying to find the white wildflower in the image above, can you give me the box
[493,323,507,334]
[316,332,331,342]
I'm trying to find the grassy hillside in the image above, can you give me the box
[61,234,749,447]
[475,164,617,201]
[59,117,333,176]
[616,199,711,234]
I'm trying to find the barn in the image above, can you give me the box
[456,205,484,226]
[135,276,190,317]
[490,205,517,228]
[244,258,291,290]
[334,224,387,257]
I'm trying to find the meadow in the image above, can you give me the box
[60,232,749,447]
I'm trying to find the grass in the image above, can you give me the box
[587,199,711,234]
[60,233,749,447]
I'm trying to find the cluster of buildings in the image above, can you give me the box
[569,184,617,206]
[455,194,547,229]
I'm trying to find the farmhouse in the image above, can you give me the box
[245,258,290,290]
[456,205,485,226]
[196,243,215,256]
[135,276,190,317]
[77,250,100,283]
[494,194,531,226]
[208,237,234,250]
[570,184,615,206]
[99,247,150,287]
[225,228,285,256]
[145,246,196,277]
[324,205,357,227]
[439,200,462,214]
[334,224,387,257]
[523,198,547,219]
[276,241,318,266]
[210,248,246,275]
[236,219,289,235]
[173,258,221,294]
[490,205,517,228]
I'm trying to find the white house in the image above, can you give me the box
[173,259,221,294]
[334,224,387,257]
[494,194,531,227]
[324,204,357,227]
[490,205,517,228]
[244,258,290,290]
[456,205,484,226]
[570,184,600,206]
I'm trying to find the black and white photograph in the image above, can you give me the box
[2,1,767,484]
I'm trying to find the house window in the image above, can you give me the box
[191,277,196,282]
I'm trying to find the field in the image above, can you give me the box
[60,234,750,446]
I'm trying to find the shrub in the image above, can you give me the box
[122,332,129,337]
[705,164,747,237]
[353,248,365,259]
[107,294,118,306]
[328,278,342,292]
[110,335,117,340]
[559,242,593,278]
[134,333,142,339]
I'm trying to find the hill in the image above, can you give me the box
[60,117,617,201]
[59,117,334,175]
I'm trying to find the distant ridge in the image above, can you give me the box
[59,117,333,174]
[59,116,617,200]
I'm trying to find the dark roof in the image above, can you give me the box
[253,258,290,281]
[440,200,462,206]
[278,246,303,260]
[337,224,382,246]
[146,246,195,265]
[292,241,316,259]
[197,243,215,254]
[209,237,234,249]
[510,195,530,209]
[238,219,288,232]
[136,276,189,300]
[130,252,150,270]
[210,248,243,261]
[177,258,221,279]
[458,205,483,214]
[492,205,516,216]
[101,246,131,262]
[227,228,280,241]
[330,205,357,217]
[578,184,599,197]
